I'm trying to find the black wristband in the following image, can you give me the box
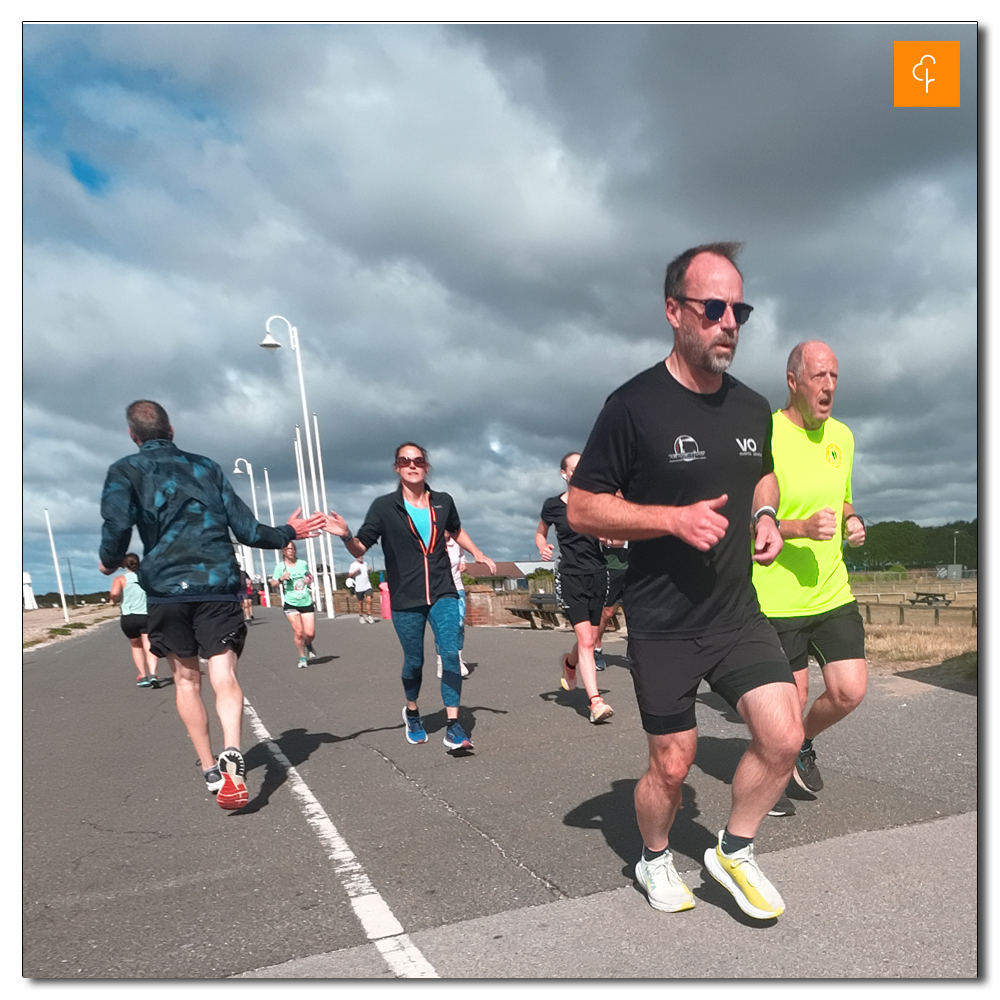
[845,513,864,526]
[342,530,354,544]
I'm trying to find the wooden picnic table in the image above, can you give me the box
[909,591,952,607]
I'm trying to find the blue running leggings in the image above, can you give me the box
[392,596,461,707]
[434,589,465,655]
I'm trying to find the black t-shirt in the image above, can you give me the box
[572,362,774,638]
[540,495,606,575]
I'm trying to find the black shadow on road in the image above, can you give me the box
[564,779,718,875]
[539,686,615,720]
[236,724,398,813]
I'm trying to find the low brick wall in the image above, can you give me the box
[465,585,539,627]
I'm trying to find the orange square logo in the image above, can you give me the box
[894,41,960,107]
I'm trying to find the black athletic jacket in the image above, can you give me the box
[356,485,462,611]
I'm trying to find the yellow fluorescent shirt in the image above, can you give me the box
[752,411,855,616]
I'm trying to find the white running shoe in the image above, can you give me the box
[635,850,695,912]
[436,654,443,679]
[460,656,469,678]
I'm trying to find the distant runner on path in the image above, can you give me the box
[271,541,318,669]
[99,400,325,810]
[323,442,495,755]
[536,452,614,724]
[752,340,867,809]
[109,552,160,688]
[568,243,801,921]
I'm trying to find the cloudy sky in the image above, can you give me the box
[22,22,979,597]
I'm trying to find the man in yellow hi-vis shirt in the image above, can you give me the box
[752,341,867,814]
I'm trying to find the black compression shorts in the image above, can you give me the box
[627,612,793,734]
[767,601,866,673]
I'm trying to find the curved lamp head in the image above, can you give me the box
[260,332,281,349]
[233,458,250,475]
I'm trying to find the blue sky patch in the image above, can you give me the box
[67,152,110,193]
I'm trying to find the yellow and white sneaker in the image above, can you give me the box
[704,831,785,919]
[635,850,695,912]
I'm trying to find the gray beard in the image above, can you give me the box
[676,328,738,374]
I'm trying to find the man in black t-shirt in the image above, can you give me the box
[568,242,803,921]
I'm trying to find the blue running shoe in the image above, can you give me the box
[594,648,607,671]
[402,707,428,744]
[443,721,474,753]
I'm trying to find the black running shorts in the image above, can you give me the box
[119,614,148,640]
[283,602,316,617]
[767,601,866,673]
[605,568,626,608]
[147,600,247,660]
[627,612,794,735]
[556,571,607,626]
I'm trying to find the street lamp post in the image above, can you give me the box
[261,315,335,618]
[953,530,960,566]
[263,466,279,583]
[233,458,271,608]
[294,426,322,610]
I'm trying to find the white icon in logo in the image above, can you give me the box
[912,54,936,94]
[670,434,705,463]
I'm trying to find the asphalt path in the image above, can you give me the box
[23,608,978,979]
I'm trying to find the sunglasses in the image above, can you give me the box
[395,455,428,469]
[675,296,753,325]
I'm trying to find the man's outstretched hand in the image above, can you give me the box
[287,507,326,539]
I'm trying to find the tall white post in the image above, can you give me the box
[313,412,336,618]
[295,428,322,610]
[263,466,278,588]
[43,508,70,624]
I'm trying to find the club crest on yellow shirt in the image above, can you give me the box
[826,443,843,468]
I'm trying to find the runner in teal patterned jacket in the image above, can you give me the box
[100,438,294,599]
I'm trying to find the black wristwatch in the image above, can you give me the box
[752,506,780,530]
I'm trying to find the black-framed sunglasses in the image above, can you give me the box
[395,455,428,469]
[675,296,753,325]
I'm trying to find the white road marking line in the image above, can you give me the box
[242,697,438,978]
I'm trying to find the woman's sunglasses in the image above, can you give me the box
[675,296,753,325]
[395,456,428,469]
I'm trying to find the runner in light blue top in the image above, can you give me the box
[110,553,160,688]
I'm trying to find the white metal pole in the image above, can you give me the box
[44,508,70,624]
[295,428,321,610]
[245,464,271,609]
[290,326,326,607]
[312,412,336,618]
[263,467,279,586]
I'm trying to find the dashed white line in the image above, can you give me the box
[242,697,438,978]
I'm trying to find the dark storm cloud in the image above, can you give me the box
[22,23,977,596]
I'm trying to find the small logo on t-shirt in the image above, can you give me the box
[826,443,843,468]
[669,434,706,463]
[735,436,762,457]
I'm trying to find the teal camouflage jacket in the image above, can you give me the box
[99,439,294,601]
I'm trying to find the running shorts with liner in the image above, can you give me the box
[556,570,608,627]
[627,612,793,735]
[147,600,247,660]
[283,602,317,617]
[120,614,148,640]
[606,567,626,608]
[767,600,866,673]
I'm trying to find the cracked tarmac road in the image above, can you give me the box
[23,609,977,979]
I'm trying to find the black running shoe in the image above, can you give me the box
[768,793,796,817]
[793,746,824,792]
[203,765,223,795]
